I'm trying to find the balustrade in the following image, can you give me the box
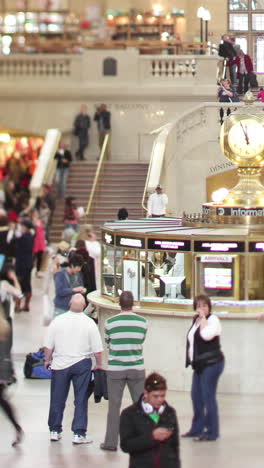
[149,58,197,78]
[0,56,72,79]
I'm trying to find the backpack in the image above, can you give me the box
[23,348,51,379]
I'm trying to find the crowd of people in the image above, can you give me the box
[0,181,226,467]
[42,290,224,467]
[218,34,259,102]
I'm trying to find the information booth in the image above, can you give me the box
[86,217,264,394]
[100,218,264,310]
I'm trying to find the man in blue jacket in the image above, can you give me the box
[54,254,86,317]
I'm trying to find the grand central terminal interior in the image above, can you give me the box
[1,1,264,467]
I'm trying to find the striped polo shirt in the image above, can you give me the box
[105,311,148,371]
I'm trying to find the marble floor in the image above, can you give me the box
[1,277,264,468]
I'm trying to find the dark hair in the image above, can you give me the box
[65,196,76,207]
[0,263,15,282]
[117,208,128,220]
[75,239,86,250]
[68,253,84,268]
[119,290,134,310]
[145,372,167,392]
[193,294,212,313]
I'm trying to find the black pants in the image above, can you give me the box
[0,384,20,431]
[238,73,250,94]
[34,251,43,272]
[16,267,32,294]
[76,140,88,160]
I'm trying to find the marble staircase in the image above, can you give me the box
[49,161,148,243]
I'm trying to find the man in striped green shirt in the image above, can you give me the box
[100,290,148,452]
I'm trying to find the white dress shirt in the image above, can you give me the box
[147,192,168,216]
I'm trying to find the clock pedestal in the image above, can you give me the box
[222,167,264,207]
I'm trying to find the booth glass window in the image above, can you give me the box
[143,251,191,300]
[102,246,115,296]
[195,255,241,299]
[248,254,264,299]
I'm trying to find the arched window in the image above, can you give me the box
[103,57,117,76]
[228,0,264,71]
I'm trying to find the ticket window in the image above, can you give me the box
[195,255,240,299]
[144,251,191,299]
[102,246,115,296]
[114,249,141,300]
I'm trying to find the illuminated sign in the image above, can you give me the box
[216,207,264,216]
[116,236,145,249]
[201,255,232,263]
[148,239,191,251]
[103,232,114,245]
[194,241,245,253]
[249,242,264,252]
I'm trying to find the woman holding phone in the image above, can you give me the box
[182,294,224,441]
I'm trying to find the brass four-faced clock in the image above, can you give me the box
[219,92,264,207]
[220,112,264,167]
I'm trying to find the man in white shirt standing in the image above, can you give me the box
[147,184,168,218]
[44,294,103,445]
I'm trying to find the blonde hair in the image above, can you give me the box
[76,224,94,241]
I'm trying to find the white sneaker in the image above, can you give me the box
[72,434,93,445]
[50,431,62,441]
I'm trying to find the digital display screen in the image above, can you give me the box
[204,268,232,290]
[249,242,264,252]
[194,241,245,253]
[148,239,191,251]
[116,235,145,249]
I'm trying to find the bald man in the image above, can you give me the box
[44,294,103,444]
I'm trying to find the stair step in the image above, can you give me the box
[50,162,148,241]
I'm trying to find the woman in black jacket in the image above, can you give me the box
[120,372,181,468]
[0,307,23,446]
[182,294,224,441]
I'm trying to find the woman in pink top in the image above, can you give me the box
[32,210,46,277]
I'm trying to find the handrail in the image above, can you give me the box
[141,124,172,214]
[86,134,109,216]
[29,128,61,203]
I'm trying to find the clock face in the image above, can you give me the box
[227,118,264,159]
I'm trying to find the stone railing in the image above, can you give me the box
[139,55,219,84]
[0,55,75,79]
[0,51,220,90]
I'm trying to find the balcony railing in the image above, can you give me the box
[0,51,220,89]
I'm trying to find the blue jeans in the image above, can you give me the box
[56,168,69,199]
[48,358,92,435]
[189,359,224,439]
